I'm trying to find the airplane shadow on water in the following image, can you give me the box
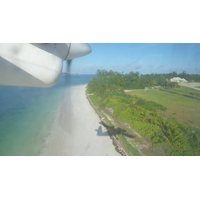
[95,121,135,138]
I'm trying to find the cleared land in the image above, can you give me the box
[127,87,200,128]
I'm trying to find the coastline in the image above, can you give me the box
[41,84,120,156]
[86,92,128,156]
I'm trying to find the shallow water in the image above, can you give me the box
[0,74,95,156]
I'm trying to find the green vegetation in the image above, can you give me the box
[128,89,200,128]
[87,70,200,156]
[170,86,200,96]
[159,86,200,100]
[117,134,141,156]
[88,93,141,155]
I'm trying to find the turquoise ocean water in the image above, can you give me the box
[0,74,95,156]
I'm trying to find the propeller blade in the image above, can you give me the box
[67,59,72,74]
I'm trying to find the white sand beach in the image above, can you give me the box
[41,84,120,156]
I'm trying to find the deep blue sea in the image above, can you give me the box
[0,74,95,156]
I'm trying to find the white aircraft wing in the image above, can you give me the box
[0,43,92,87]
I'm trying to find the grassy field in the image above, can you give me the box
[169,86,200,97]
[128,88,200,128]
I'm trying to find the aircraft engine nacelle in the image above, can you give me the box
[0,43,92,87]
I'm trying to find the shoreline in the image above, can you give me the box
[86,91,128,156]
[41,84,120,156]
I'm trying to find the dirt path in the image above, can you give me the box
[179,82,200,91]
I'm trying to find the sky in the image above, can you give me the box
[63,43,200,75]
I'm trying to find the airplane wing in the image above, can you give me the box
[0,43,92,87]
